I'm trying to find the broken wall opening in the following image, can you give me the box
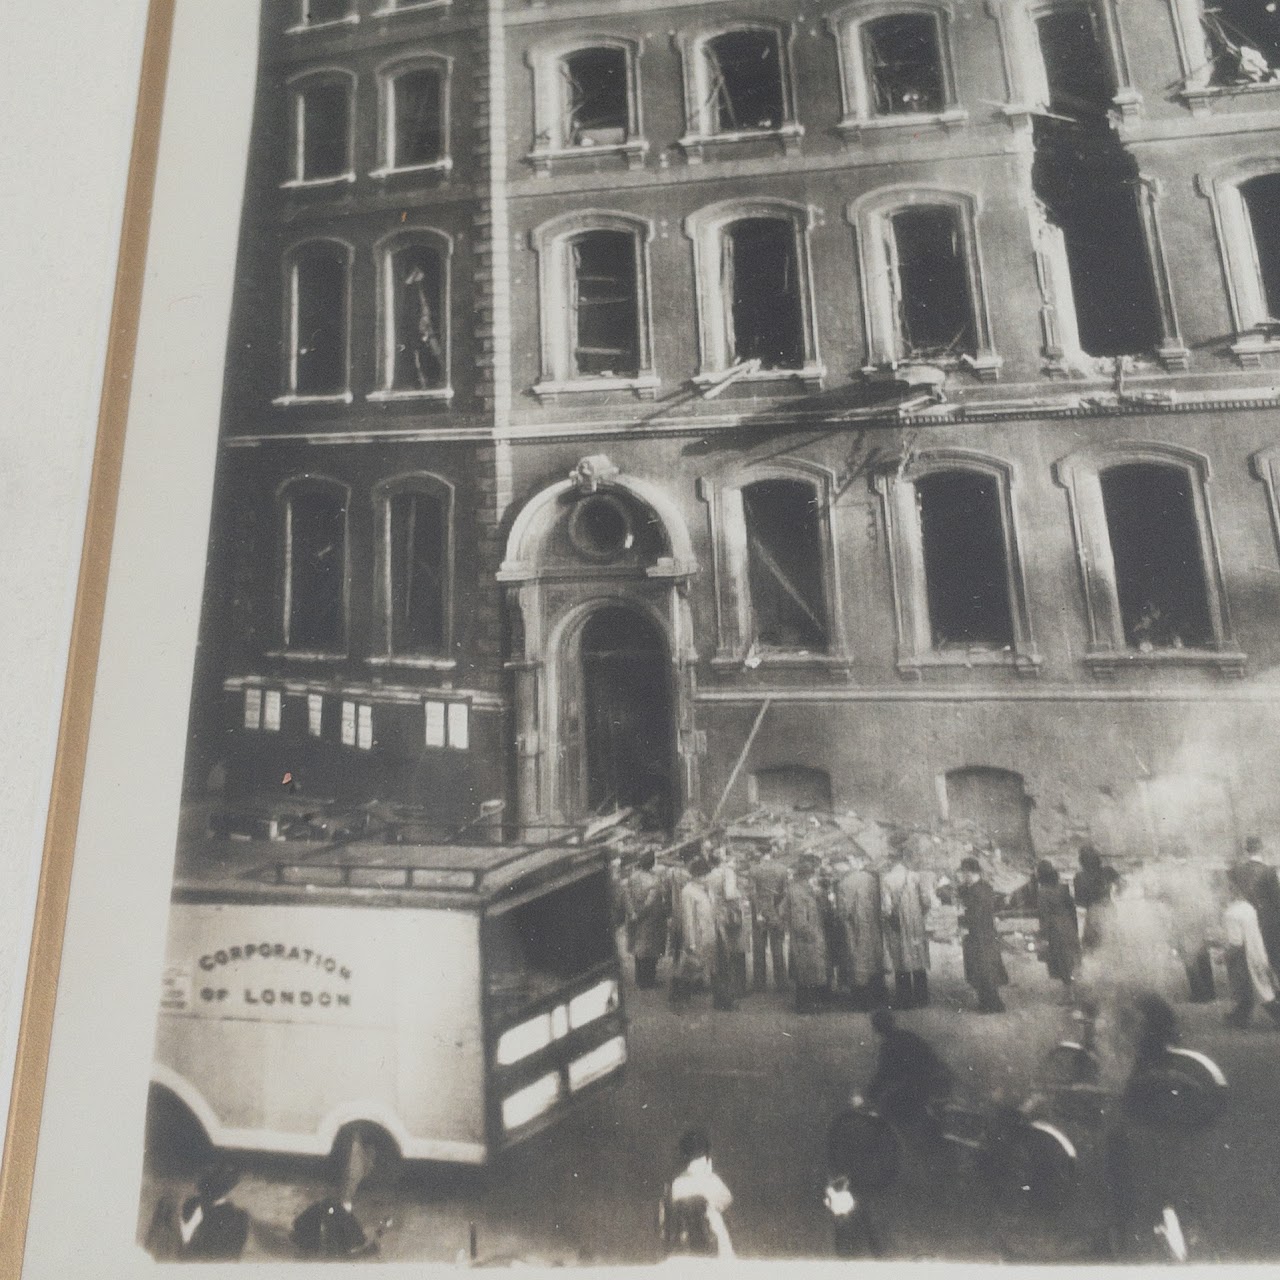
[862,14,946,115]
[916,470,1014,649]
[742,479,829,650]
[724,217,804,368]
[570,231,640,377]
[1030,11,1162,359]
[562,48,628,145]
[945,767,1034,863]
[889,206,977,359]
[704,31,784,133]
[1099,463,1213,650]
[749,765,834,812]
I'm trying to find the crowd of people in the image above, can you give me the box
[620,830,1280,1029]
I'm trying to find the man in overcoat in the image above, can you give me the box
[624,850,669,989]
[1240,836,1280,971]
[881,841,932,1009]
[957,856,1008,1013]
[785,856,831,1012]
[837,854,887,1010]
[747,849,790,991]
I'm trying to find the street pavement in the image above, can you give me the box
[139,937,1280,1264]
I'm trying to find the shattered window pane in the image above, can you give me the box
[743,479,829,651]
[294,250,346,395]
[1036,6,1114,119]
[305,0,349,24]
[723,217,804,369]
[388,489,448,655]
[1204,0,1280,84]
[704,31,785,133]
[562,48,629,146]
[287,485,346,651]
[916,471,1014,650]
[862,14,946,115]
[391,245,446,390]
[1099,463,1213,651]
[1242,173,1280,320]
[571,231,640,377]
[300,82,349,180]
[393,69,444,167]
[889,206,977,359]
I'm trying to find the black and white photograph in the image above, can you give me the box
[13,0,1280,1269]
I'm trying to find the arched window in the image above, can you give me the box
[288,72,354,184]
[1054,444,1241,673]
[376,236,450,396]
[283,242,350,400]
[279,478,348,654]
[531,215,655,396]
[875,453,1036,671]
[376,477,453,660]
[1098,463,1213,650]
[848,190,998,377]
[686,202,822,386]
[294,0,353,29]
[377,61,449,174]
[743,479,829,651]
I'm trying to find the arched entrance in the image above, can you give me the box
[578,606,675,829]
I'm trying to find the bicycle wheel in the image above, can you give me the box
[825,1108,901,1195]
[1039,1041,1101,1088]
[1124,1049,1228,1130]
[979,1118,1078,1213]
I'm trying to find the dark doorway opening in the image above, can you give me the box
[580,607,675,830]
[946,766,1034,864]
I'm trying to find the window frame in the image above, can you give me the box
[530,211,658,400]
[287,0,359,34]
[369,229,454,401]
[369,473,457,669]
[1199,159,1280,365]
[372,55,453,179]
[283,69,357,189]
[826,2,968,136]
[700,460,849,667]
[1053,442,1243,675]
[276,238,354,405]
[1169,0,1280,103]
[874,450,1039,675]
[525,37,648,176]
[275,475,352,660]
[847,187,1000,380]
[371,0,452,16]
[676,23,804,162]
[684,199,825,390]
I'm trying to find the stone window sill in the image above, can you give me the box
[533,374,660,403]
[366,655,457,670]
[273,392,354,406]
[677,123,804,163]
[280,173,357,191]
[367,387,454,403]
[693,364,824,395]
[836,108,968,140]
[264,649,349,662]
[285,15,359,34]
[898,650,1042,678]
[369,158,453,180]
[1084,649,1246,678]
[527,141,648,177]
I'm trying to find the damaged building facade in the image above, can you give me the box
[192,0,1280,865]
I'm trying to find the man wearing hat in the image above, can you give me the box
[179,1161,250,1259]
[671,855,718,1009]
[957,856,1007,1013]
[785,855,831,1013]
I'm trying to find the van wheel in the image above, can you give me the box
[331,1122,402,1193]
[145,1084,211,1175]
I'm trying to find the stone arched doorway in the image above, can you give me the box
[499,456,699,835]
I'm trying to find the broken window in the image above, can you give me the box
[392,68,444,168]
[916,470,1014,649]
[390,244,446,391]
[284,482,346,652]
[570,231,640,377]
[1032,130,1161,357]
[561,48,629,146]
[887,206,977,360]
[703,30,785,133]
[304,0,350,24]
[742,479,829,650]
[1241,173,1280,320]
[386,487,448,655]
[1036,6,1115,120]
[292,247,347,395]
[298,80,350,180]
[1099,463,1213,650]
[723,218,805,369]
[1204,0,1280,85]
[750,766,833,812]
[862,14,946,115]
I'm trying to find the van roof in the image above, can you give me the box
[172,835,611,910]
